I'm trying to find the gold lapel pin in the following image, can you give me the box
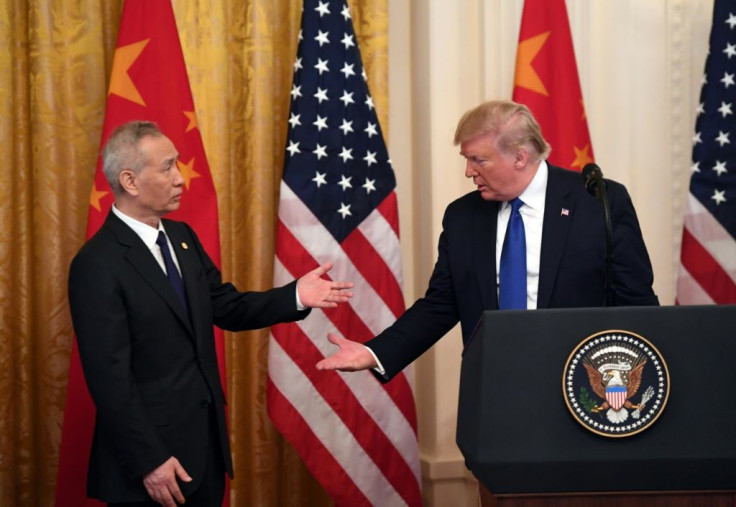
[181,242,189,250]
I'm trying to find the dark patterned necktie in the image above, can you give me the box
[156,230,188,312]
[499,198,527,310]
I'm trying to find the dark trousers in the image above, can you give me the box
[109,405,225,507]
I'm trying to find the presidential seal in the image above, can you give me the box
[562,330,670,438]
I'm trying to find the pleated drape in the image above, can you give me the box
[0,0,387,505]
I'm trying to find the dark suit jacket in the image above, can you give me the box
[368,165,658,381]
[68,211,309,502]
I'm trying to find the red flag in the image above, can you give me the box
[266,1,421,506]
[676,0,736,304]
[55,1,227,504]
[512,0,594,170]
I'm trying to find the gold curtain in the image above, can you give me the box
[0,0,388,505]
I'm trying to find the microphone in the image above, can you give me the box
[582,163,605,196]
[581,163,614,307]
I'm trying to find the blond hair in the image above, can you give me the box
[453,100,551,160]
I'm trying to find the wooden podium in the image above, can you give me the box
[457,305,736,507]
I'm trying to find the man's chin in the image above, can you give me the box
[166,201,182,213]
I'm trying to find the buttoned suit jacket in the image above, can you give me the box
[367,165,659,381]
[68,211,309,502]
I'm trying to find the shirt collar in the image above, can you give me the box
[111,204,165,249]
[514,159,548,211]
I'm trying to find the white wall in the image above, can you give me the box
[388,0,713,505]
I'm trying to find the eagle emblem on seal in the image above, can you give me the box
[583,346,649,424]
[562,331,669,437]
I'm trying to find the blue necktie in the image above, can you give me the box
[499,198,527,310]
[156,231,188,312]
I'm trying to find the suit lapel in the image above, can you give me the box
[165,223,205,348]
[106,213,194,335]
[538,167,577,308]
[473,198,500,310]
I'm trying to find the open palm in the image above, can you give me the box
[316,333,376,371]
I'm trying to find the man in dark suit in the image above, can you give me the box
[68,121,353,506]
[316,99,658,380]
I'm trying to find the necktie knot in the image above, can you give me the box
[510,197,524,214]
[156,230,168,248]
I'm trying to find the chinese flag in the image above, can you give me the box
[512,0,594,171]
[55,1,227,505]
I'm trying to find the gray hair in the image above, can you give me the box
[453,100,551,161]
[102,121,164,194]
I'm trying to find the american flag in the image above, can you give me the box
[266,1,422,506]
[677,0,736,304]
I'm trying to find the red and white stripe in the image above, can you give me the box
[677,193,736,304]
[605,389,627,411]
[267,183,421,507]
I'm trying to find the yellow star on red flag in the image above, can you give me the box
[108,39,149,105]
[183,111,199,132]
[570,144,593,169]
[177,157,201,189]
[89,183,109,212]
[580,98,588,120]
[514,31,550,96]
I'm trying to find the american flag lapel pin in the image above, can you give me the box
[561,208,570,216]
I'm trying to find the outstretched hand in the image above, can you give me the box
[297,262,354,308]
[316,332,377,371]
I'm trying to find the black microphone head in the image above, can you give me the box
[582,163,603,195]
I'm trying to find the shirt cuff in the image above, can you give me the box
[295,286,306,311]
[365,345,386,376]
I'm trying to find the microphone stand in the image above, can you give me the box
[591,172,614,307]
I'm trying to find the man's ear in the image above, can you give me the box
[119,169,139,196]
[514,146,530,169]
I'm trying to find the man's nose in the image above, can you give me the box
[173,164,184,186]
[464,161,476,178]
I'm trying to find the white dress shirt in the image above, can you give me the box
[496,160,548,310]
[111,204,182,277]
